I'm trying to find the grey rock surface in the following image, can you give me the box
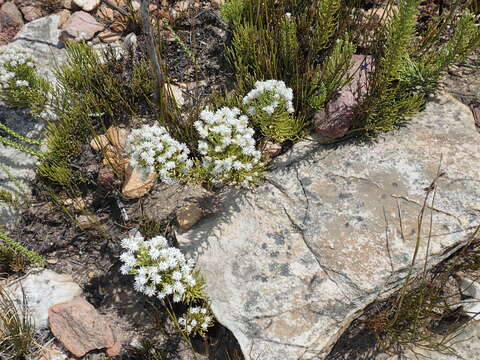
[2,14,65,82]
[6,269,82,330]
[0,14,65,228]
[177,93,480,360]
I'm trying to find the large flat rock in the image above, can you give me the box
[177,94,480,360]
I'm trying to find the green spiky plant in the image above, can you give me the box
[0,285,39,359]
[221,0,355,140]
[0,232,44,267]
[355,0,480,136]
[36,41,155,187]
[0,57,51,116]
[0,123,43,158]
[221,0,480,139]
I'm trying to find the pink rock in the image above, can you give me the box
[60,10,104,41]
[314,55,374,138]
[19,5,42,22]
[97,29,122,43]
[0,2,24,27]
[48,297,115,358]
[106,343,122,357]
[262,141,282,161]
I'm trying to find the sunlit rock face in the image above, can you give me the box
[177,93,480,360]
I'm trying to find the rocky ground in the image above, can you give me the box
[0,1,480,360]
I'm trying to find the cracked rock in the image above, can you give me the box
[176,93,480,360]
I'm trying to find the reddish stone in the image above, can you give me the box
[262,141,282,161]
[48,297,115,358]
[19,5,42,21]
[97,166,115,186]
[106,343,122,357]
[314,55,374,138]
[0,24,18,45]
[0,2,24,27]
[60,10,104,41]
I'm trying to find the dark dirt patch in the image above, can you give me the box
[162,6,235,103]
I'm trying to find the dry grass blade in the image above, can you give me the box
[0,285,37,360]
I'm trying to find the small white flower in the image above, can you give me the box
[144,286,156,297]
[172,271,182,280]
[126,124,191,184]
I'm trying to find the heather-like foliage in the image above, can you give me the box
[243,79,303,141]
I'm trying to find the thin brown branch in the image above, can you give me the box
[140,0,164,105]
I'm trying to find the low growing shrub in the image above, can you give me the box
[242,79,303,141]
[221,0,480,138]
[178,305,214,337]
[0,50,51,115]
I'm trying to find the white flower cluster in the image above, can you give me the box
[194,107,262,186]
[0,51,34,90]
[126,124,193,184]
[178,305,213,336]
[243,80,294,115]
[119,231,197,302]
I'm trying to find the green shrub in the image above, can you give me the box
[221,0,480,139]
[38,41,155,186]
[356,3,480,136]
[0,51,51,115]
[0,232,45,267]
[222,0,349,121]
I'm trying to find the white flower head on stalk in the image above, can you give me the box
[178,305,214,337]
[194,106,263,187]
[243,79,295,115]
[126,124,192,184]
[119,231,199,303]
